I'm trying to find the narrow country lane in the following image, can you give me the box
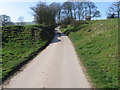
[3,26,91,88]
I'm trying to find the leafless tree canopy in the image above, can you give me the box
[31,1,100,25]
[0,15,14,26]
[107,1,120,19]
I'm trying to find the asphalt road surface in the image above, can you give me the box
[4,26,91,88]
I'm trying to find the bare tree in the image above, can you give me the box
[87,2,99,20]
[62,2,75,24]
[31,1,100,25]
[72,2,77,20]
[17,16,26,25]
[31,2,60,26]
[74,2,100,21]
[83,2,100,20]
[0,15,13,26]
[56,3,62,23]
[31,2,47,25]
[76,2,84,21]
[49,2,60,25]
[107,1,120,18]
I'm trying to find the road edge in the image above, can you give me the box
[1,31,55,87]
[68,36,94,88]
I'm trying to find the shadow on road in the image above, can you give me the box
[50,30,66,44]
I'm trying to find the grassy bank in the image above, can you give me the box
[61,19,118,88]
[1,25,54,80]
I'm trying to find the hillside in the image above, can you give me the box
[1,25,54,81]
[61,19,118,88]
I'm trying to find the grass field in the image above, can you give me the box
[1,25,54,80]
[61,19,118,88]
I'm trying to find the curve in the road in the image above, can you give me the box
[3,26,91,88]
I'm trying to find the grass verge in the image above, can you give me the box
[61,19,118,88]
[1,25,54,82]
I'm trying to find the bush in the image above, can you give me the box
[71,20,88,27]
[60,24,68,28]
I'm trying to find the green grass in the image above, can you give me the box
[1,25,54,80]
[61,19,118,88]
